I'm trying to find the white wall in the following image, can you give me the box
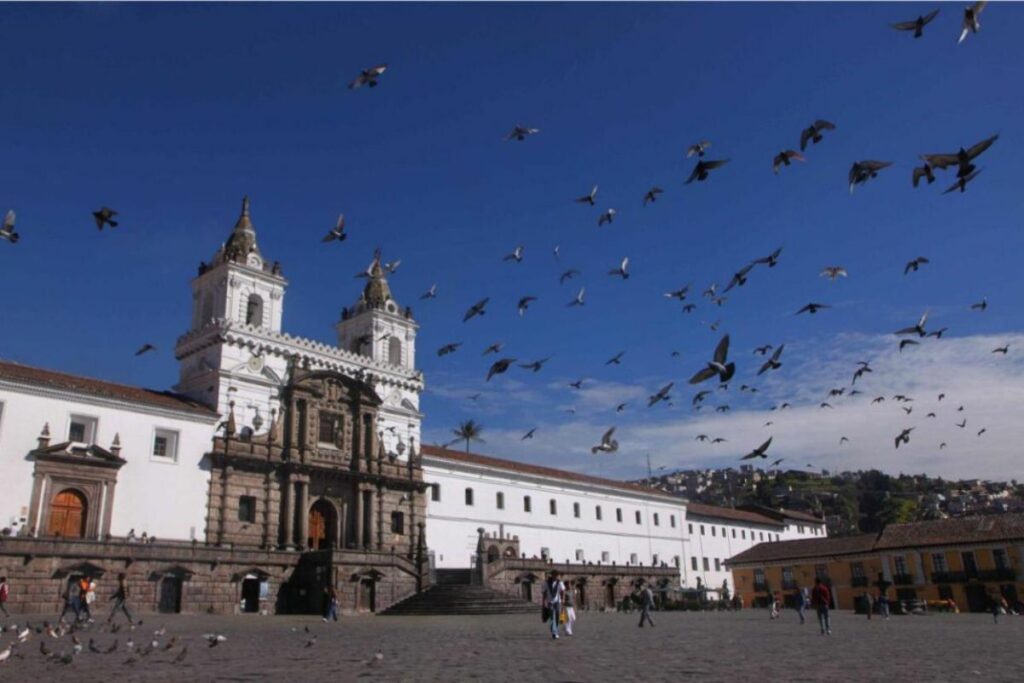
[0,383,217,541]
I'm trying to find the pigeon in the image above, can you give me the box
[715,405,731,413]
[849,160,893,193]
[757,345,784,375]
[486,358,516,381]
[597,208,617,227]
[89,638,102,654]
[322,214,347,243]
[590,427,619,454]
[348,64,387,89]
[203,633,227,648]
[643,187,664,205]
[711,437,728,444]
[796,303,830,315]
[518,358,550,372]
[503,245,524,263]
[741,437,773,460]
[912,163,936,187]
[958,1,988,44]
[904,255,932,274]
[364,651,385,667]
[682,304,696,313]
[926,412,936,418]
[689,335,735,385]
[852,362,872,384]
[608,257,630,279]
[685,159,729,184]
[483,342,504,356]
[521,428,536,441]
[553,245,560,260]
[957,419,967,428]
[896,310,929,337]
[568,288,585,307]
[695,434,710,442]
[568,379,584,390]
[692,390,711,405]
[723,263,754,293]
[648,382,674,407]
[664,285,691,301]
[840,436,850,445]
[616,403,627,413]
[891,8,940,38]
[895,427,914,449]
[467,394,481,401]
[820,402,833,409]
[920,134,998,178]
[559,269,581,284]
[754,345,773,356]
[902,406,914,415]
[800,120,836,151]
[899,339,920,352]
[575,185,598,206]
[382,259,401,275]
[436,343,462,357]
[752,247,783,268]
[0,210,18,243]
[977,427,987,436]
[605,351,625,366]
[505,125,539,141]
[992,344,1009,355]
[686,141,712,157]
[517,296,537,316]
[942,168,982,194]
[939,442,947,449]
[134,344,156,356]
[419,284,438,300]
[770,458,785,467]
[463,298,489,322]
[772,150,805,174]
[970,297,987,311]
[926,327,948,339]
[820,266,848,280]
[93,207,119,230]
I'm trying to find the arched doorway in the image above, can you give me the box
[307,499,336,550]
[604,580,617,609]
[159,576,183,613]
[48,489,87,538]
[486,545,500,563]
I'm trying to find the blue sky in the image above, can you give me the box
[1,3,1022,480]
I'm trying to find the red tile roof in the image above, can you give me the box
[875,513,1024,550]
[726,534,879,566]
[421,445,681,501]
[685,502,784,527]
[0,359,218,419]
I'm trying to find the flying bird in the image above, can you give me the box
[840,436,850,445]
[559,269,581,284]
[820,266,848,281]
[772,150,805,174]
[517,296,537,316]
[322,214,347,243]
[648,382,674,407]
[643,187,664,205]
[899,339,920,352]
[958,1,988,44]
[752,247,783,268]
[420,284,438,300]
[723,263,754,293]
[93,207,119,230]
[605,351,625,366]
[689,335,735,385]
[891,8,940,38]
[591,427,619,454]
[486,358,516,381]
[757,345,784,375]
[575,185,598,206]
[608,257,630,279]
[970,297,987,311]
[597,208,617,227]
[685,159,729,184]
[711,437,727,444]
[894,427,914,449]
[977,427,987,436]
[741,437,773,460]
[505,125,539,141]
[926,327,948,339]
[519,357,550,372]
[849,160,893,193]
[920,133,998,178]
[348,64,387,89]
[482,342,504,355]
[503,245,524,263]
[568,379,584,390]
[992,344,1009,354]
[896,310,929,337]
[521,428,537,441]
[753,345,773,356]
[0,210,18,243]
[770,458,785,467]
[796,303,830,315]
[942,168,982,194]
[134,344,156,356]
[852,362,872,384]
[437,343,462,356]
[904,256,930,274]
[800,120,836,151]
[664,285,691,301]
[568,288,586,307]
[463,298,489,322]
[686,141,711,157]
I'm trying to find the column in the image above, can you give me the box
[338,501,347,549]
[281,476,294,549]
[97,482,108,540]
[297,479,310,550]
[365,490,374,549]
[355,488,364,548]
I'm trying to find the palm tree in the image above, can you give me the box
[450,420,485,453]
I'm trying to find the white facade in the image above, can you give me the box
[422,448,688,577]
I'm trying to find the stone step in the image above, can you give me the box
[381,583,537,616]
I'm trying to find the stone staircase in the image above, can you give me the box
[381,570,537,616]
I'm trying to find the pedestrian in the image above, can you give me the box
[769,592,779,620]
[323,585,338,622]
[126,528,137,543]
[0,576,10,618]
[107,573,134,625]
[637,581,655,628]
[877,589,890,620]
[77,575,93,622]
[797,587,808,625]
[864,591,874,620]
[140,532,149,544]
[59,578,82,623]
[991,594,1007,624]
[811,577,832,636]
[541,571,565,640]
[563,582,576,636]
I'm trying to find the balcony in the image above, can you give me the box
[850,576,869,587]
[892,574,915,586]
[931,571,967,584]
[977,568,1017,582]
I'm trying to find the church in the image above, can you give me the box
[0,198,824,615]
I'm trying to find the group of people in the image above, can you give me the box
[768,577,834,635]
[540,570,659,639]
[56,572,135,625]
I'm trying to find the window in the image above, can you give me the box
[635,510,642,525]
[714,559,721,571]
[68,415,98,444]
[700,525,705,536]
[776,534,780,542]
[616,508,623,523]
[850,562,865,579]
[653,513,660,526]
[782,566,795,585]
[688,523,693,534]
[549,499,557,515]
[152,428,179,461]
[431,484,440,502]
[388,337,403,366]
[630,553,638,564]
[754,568,766,589]
[464,488,474,506]
[993,549,1009,570]
[759,532,764,541]
[691,557,698,571]
[814,564,829,580]
[601,551,610,563]
[937,584,954,600]
[595,505,602,521]
[391,511,405,534]
[930,553,947,573]
[523,496,532,512]
[245,293,264,326]
[670,515,676,528]
[575,549,584,561]
[742,530,746,540]
[711,526,716,537]
[731,529,736,538]
[318,412,342,445]
[798,524,805,534]
[703,558,710,571]
[573,502,580,518]
[496,492,505,510]
[238,496,256,523]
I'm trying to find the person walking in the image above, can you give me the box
[637,582,655,628]
[59,578,82,623]
[877,589,890,619]
[77,576,93,622]
[86,577,97,623]
[797,587,809,625]
[107,573,134,625]
[864,591,874,620]
[542,571,565,639]
[811,577,832,636]
[0,576,10,618]
[769,591,779,619]
[563,582,577,636]
[323,585,339,622]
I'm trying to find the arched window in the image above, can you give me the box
[245,294,264,326]
[388,336,402,366]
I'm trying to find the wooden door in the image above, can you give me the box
[48,489,87,538]
[308,506,326,549]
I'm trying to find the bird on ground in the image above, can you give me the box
[891,8,940,38]
[942,168,982,194]
[912,163,936,187]
[463,298,489,322]
[665,285,691,301]
[503,245,524,263]
[483,342,504,355]
[723,263,754,293]
[591,427,619,454]
[820,266,848,280]
[93,207,119,230]
[605,351,625,365]
[505,125,539,141]
[648,382,674,407]
[753,247,783,268]
[517,296,537,317]
[419,284,438,300]
[559,269,581,284]
[800,120,836,151]
[741,437,773,460]
[992,344,1009,354]
[568,288,585,307]
[796,303,830,315]
[970,297,987,311]
[685,159,729,184]
[436,343,461,357]
[753,345,773,356]
[926,327,949,339]
[0,210,18,243]
[521,428,536,441]
[900,339,920,352]
[643,187,664,205]
[597,208,617,226]
[757,345,784,375]
[689,335,735,385]
[203,634,227,648]
[686,141,711,157]
[88,639,102,654]
[920,133,998,178]
[519,358,550,372]
[958,1,988,44]
[322,214,347,243]
[348,64,387,89]
[895,427,914,448]
[486,358,516,381]
[773,150,805,174]
[134,344,156,356]
[896,310,929,337]
[575,185,598,206]
[608,257,630,279]
[849,160,893,192]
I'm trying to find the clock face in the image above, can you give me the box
[248,355,264,373]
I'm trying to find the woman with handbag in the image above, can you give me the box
[562,582,576,636]
[541,571,565,640]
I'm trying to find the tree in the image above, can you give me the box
[450,419,485,453]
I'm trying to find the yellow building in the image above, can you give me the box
[727,513,1024,613]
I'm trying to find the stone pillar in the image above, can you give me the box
[338,501,347,548]
[375,488,383,550]
[218,466,233,545]
[297,478,310,550]
[355,488,364,548]
[281,475,294,549]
